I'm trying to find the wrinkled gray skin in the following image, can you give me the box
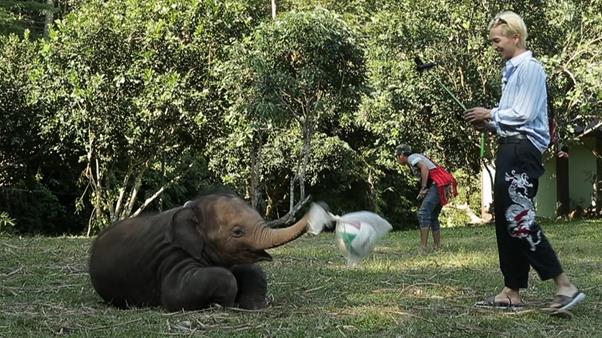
[89,193,311,311]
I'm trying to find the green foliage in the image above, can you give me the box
[357,1,496,174]
[261,133,371,217]
[538,1,602,140]
[0,32,83,234]
[238,8,366,121]
[0,210,15,234]
[0,184,73,234]
[216,7,366,213]
[0,0,53,37]
[29,0,268,231]
[0,32,41,186]
[1,0,601,233]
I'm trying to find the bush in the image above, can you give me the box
[0,184,75,235]
[0,211,16,234]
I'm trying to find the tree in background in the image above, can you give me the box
[217,8,365,225]
[0,32,81,234]
[341,0,600,224]
[1,0,599,234]
[30,0,268,234]
[0,0,82,38]
[0,0,50,37]
[538,1,601,140]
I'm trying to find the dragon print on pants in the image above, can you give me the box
[504,170,541,251]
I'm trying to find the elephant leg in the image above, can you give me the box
[161,266,237,312]
[230,264,268,310]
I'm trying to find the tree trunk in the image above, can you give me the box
[111,171,131,223]
[131,170,186,218]
[113,166,146,221]
[556,145,570,217]
[298,114,313,202]
[367,170,377,211]
[271,0,276,19]
[249,135,262,209]
[289,175,295,213]
[44,0,54,37]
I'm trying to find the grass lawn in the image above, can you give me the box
[1,220,601,337]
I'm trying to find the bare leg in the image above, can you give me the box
[419,228,429,253]
[432,230,441,250]
[551,273,578,299]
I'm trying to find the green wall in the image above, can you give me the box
[536,155,557,219]
[535,138,597,219]
[568,138,597,209]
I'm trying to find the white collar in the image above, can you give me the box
[506,50,532,69]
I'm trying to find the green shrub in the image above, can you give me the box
[0,211,16,234]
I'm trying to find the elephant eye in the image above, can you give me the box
[231,227,246,238]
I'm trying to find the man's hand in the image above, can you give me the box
[417,188,428,200]
[464,107,492,125]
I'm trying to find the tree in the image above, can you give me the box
[0,33,39,186]
[0,32,85,234]
[217,8,365,224]
[0,0,56,37]
[538,1,602,141]
[30,0,268,234]
[3,0,600,234]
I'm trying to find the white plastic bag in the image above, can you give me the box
[307,208,393,266]
[334,211,393,266]
[306,203,333,235]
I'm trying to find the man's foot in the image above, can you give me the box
[555,285,579,299]
[475,295,524,310]
[547,291,585,311]
[475,288,522,308]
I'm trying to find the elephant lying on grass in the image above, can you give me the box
[89,193,328,311]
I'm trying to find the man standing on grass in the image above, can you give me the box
[464,10,585,313]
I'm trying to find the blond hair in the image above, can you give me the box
[488,11,528,48]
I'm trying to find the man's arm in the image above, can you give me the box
[491,61,546,127]
[417,161,430,190]
[416,161,430,200]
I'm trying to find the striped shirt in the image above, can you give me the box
[490,51,550,153]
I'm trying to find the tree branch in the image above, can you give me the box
[267,194,311,228]
[121,167,146,220]
[130,163,194,218]
[112,170,131,223]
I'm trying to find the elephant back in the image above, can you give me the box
[89,208,181,308]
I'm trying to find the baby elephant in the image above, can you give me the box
[89,193,327,311]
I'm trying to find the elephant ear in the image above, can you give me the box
[166,207,204,261]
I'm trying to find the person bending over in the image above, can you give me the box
[395,144,457,253]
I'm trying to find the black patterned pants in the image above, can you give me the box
[494,138,563,289]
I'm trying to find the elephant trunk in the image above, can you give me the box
[255,203,330,250]
[256,214,309,250]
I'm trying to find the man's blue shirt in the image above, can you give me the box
[490,51,550,153]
